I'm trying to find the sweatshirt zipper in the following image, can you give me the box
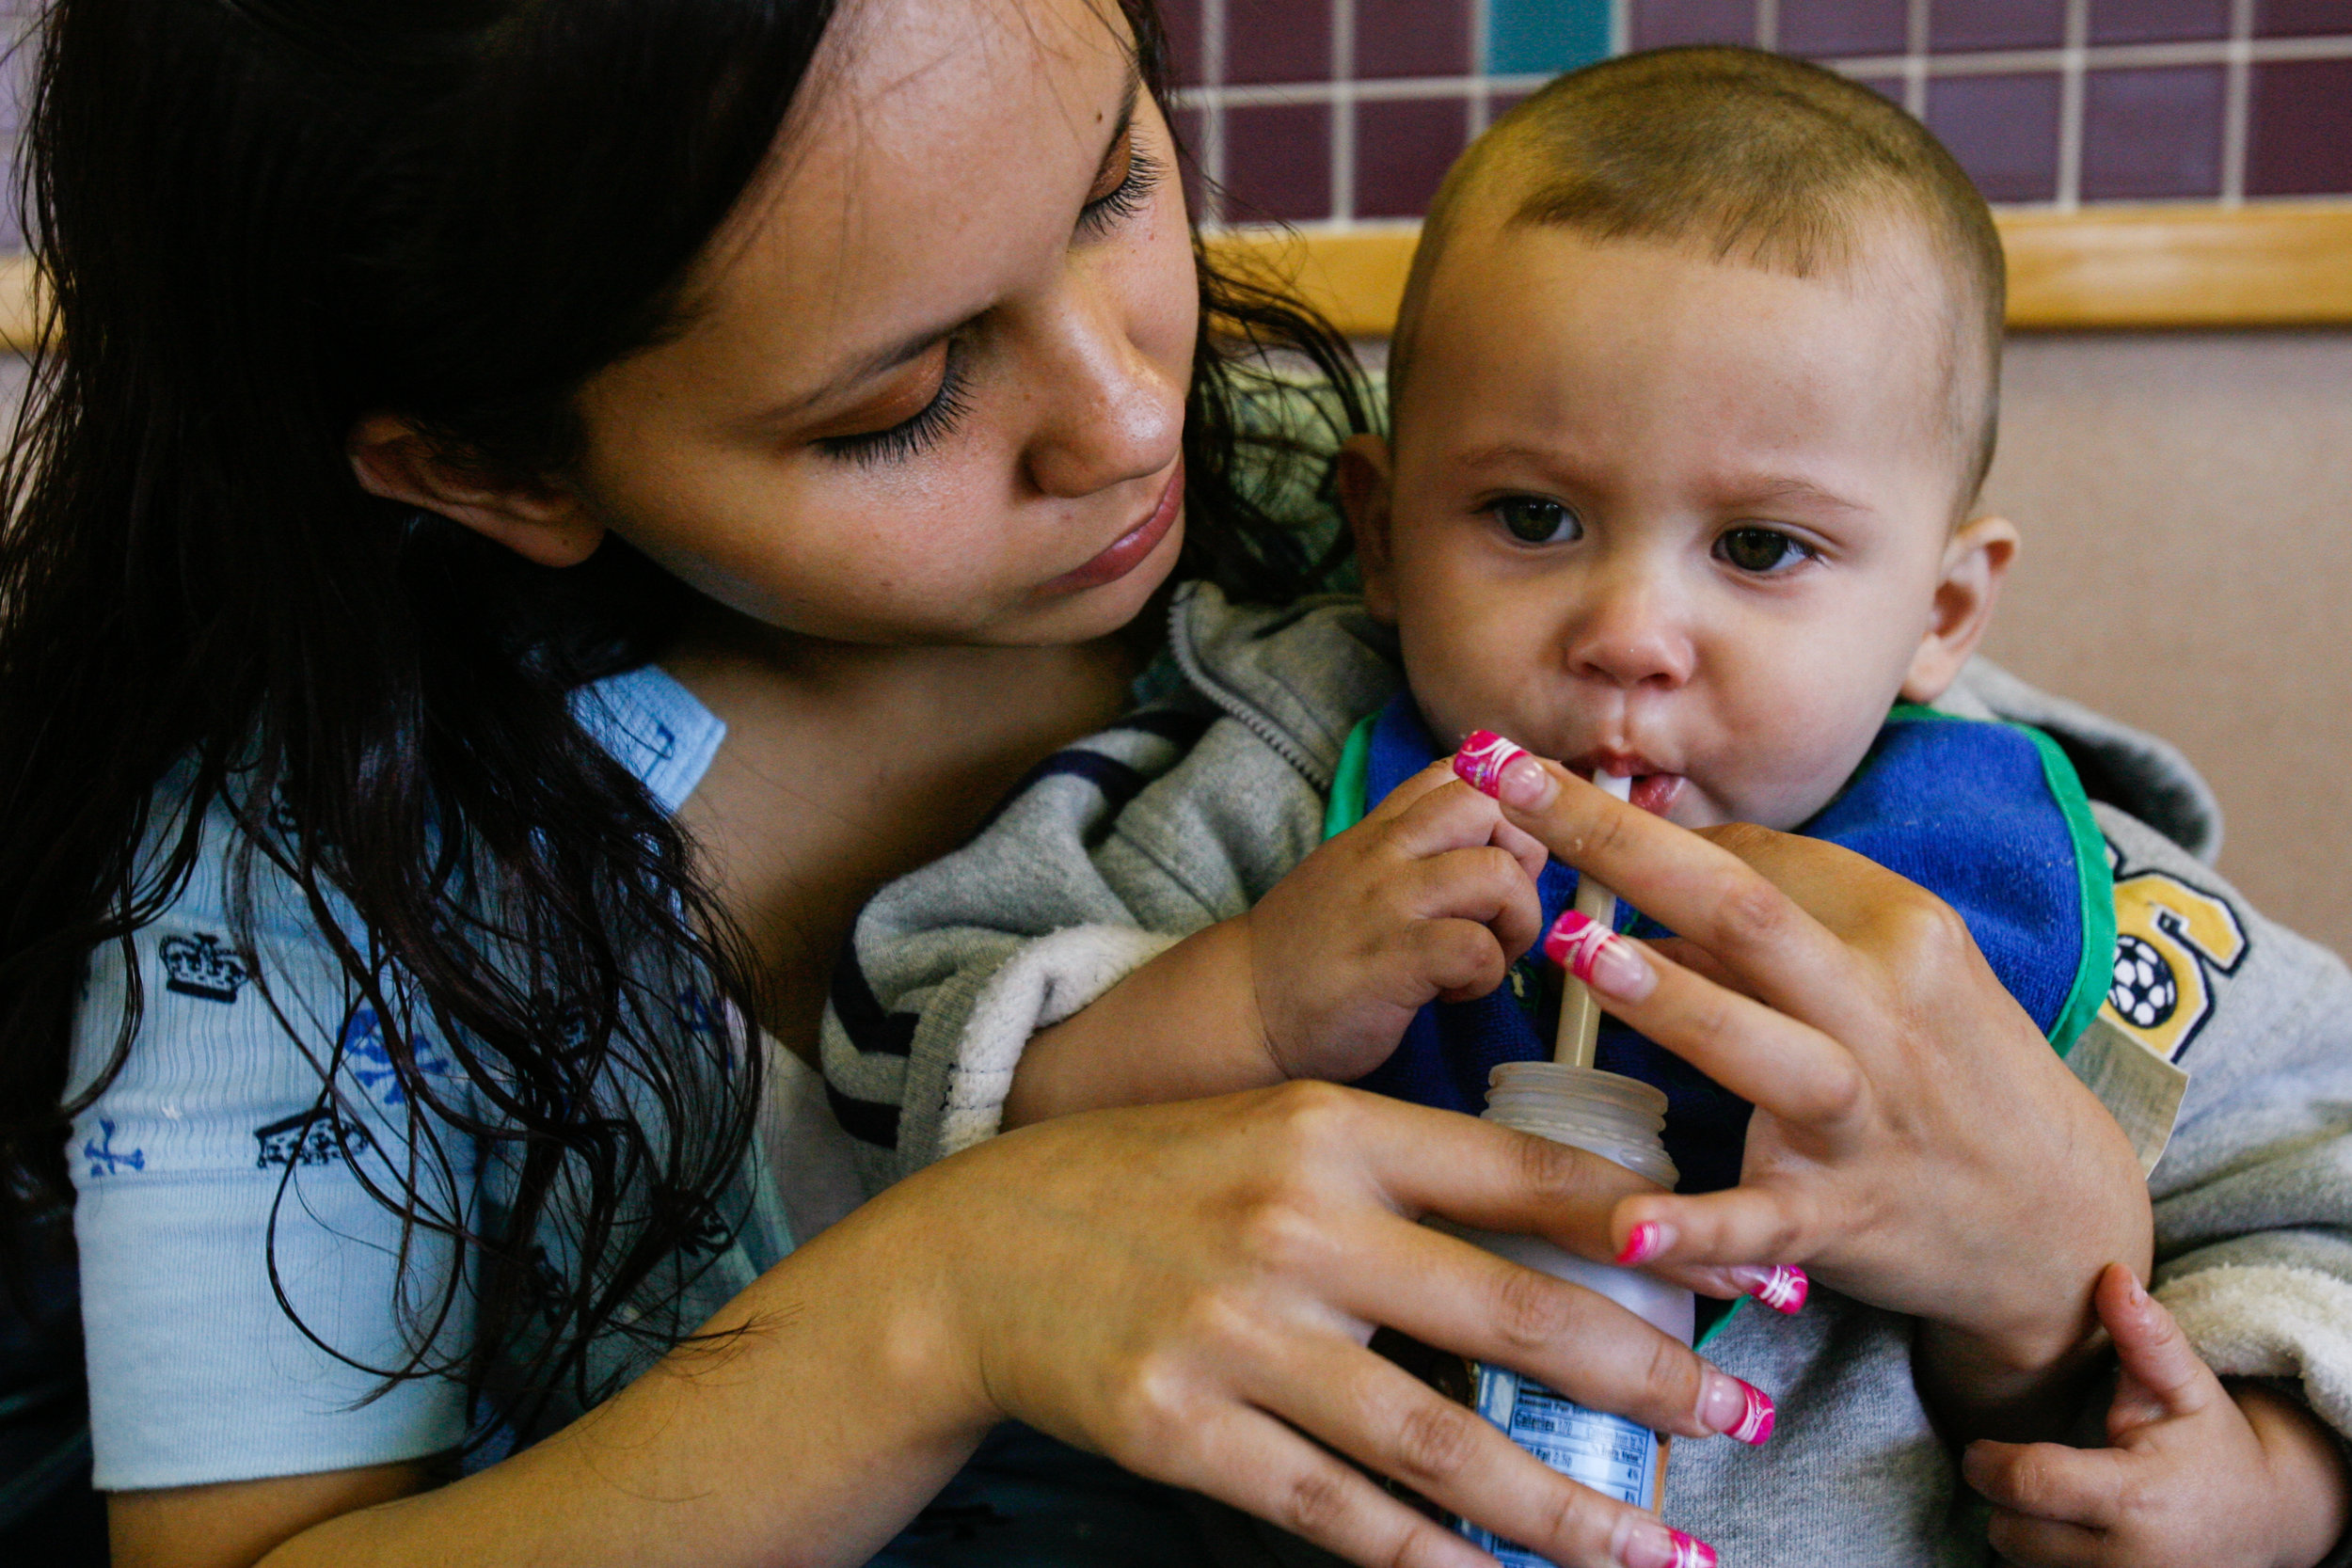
[1164,589,1335,793]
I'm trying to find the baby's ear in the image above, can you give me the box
[1336,434,1399,623]
[347,412,607,568]
[1900,515,2019,704]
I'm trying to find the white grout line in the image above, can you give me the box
[1610,0,1629,59]
[1468,0,1491,134]
[1202,0,1227,224]
[2058,0,2088,210]
[1905,0,1930,117]
[2222,0,2254,206]
[1332,0,1356,225]
[1756,0,1777,54]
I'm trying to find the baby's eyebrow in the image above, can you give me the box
[1718,474,1871,515]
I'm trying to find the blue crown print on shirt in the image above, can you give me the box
[161,932,249,1004]
[338,1002,453,1106]
[254,1105,374,1169]
[83,1119,145,1177]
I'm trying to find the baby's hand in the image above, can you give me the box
[1243,760,1547,1083]
[1964,1262,2352,1568]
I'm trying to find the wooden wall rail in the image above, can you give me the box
[1204,202,2352,338]
[0,204,2343,351]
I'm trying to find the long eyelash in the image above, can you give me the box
[1077,139,1161,237]
[817,345,974,467]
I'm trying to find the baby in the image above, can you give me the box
[827,47,2352,1568]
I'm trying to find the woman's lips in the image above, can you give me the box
[1041,458,1184,595]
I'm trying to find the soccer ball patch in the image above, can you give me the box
[2107,934,2178,1030]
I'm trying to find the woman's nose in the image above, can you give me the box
[1019,270,1185,500]
[1564,565,1697,690]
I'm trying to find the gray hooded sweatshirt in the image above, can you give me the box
[823,581,2352,1566]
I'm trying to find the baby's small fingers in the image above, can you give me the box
[1491,816,1550,885]
[1982,1510,2111,1568]
[1416,917,1510,1002]
[1963,1439,2124,1530]
[1360,759,1471,826]
[2094,1263,2217,1421]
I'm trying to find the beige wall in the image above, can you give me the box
[1981,331,2352,959]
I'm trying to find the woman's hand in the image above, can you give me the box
[932,1083,1769,1568]
[233,1082,1762,1568]
[1469,748,2153,1439]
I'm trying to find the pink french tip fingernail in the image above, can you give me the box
[1543,910,1654,999]
[1625,1522,1719,1568]
[1730,1263,1810,1315]
[1454,730,1531,797]
[1728,1379,1775,1446]
[1615,1219,1673,1267]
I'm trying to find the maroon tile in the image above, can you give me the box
[1855,75,1911,108]
[1929,0,2065,52]
[1357,0,1470,81]
[1158,0,1205,87]
[2256,0,2352,38]
[1629,0,1756,50]
[1226,0,1331,87]
[1779,0,1909,57]
[2090,0,2230,44]
[1353,96,1472,218]
[1924,71,2062,202]
[1222,102,1333,222]
[2080,66,2224,199]
[2247,57,2352,196]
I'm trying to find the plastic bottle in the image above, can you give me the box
[1441,1060,1693,1558]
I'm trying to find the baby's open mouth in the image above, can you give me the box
[1624,773,1685,816]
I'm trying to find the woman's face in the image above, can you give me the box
[569,0,1197,646]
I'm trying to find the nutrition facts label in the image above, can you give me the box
[1456,1363,1661,1566]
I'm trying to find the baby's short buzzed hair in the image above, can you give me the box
[1390,46,2007,509]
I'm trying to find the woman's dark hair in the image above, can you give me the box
[0,0,1365,1440]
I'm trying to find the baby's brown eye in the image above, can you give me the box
[1493,497,1580,545]
[1718,526,1808,573]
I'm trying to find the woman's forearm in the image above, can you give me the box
[251,1194,996,1568]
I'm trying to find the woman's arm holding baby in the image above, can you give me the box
[1006,763,1546,1126]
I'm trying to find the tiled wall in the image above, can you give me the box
[1165,0,2352,224]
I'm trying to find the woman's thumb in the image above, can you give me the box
[2097,1261,2216,1426]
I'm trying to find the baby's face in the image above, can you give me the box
[1359,220,2004,832]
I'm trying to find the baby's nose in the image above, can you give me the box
[1565,581,1696,689]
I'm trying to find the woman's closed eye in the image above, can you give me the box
[1487,495,1582,546]
[1715,525,1817,575]
[815,341,975,467]
[1076,122,1162,238]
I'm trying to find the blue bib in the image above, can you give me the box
[1328,693,2114,1196]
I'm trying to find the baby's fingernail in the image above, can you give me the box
[1726,1263,1809,1315]
[1615,1219,1675,1266]
[1454,731,1528,796]
[1497,754,1556,810]
[1696,1370,1775,1445]
[1624,1520,1718,1568]
[1542,911,1656,1001]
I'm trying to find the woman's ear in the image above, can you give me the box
[1900,515,2020,704]
[1336,433,1400,623]
[347,413,607,568]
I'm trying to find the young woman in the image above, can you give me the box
[0,3,2161,1567]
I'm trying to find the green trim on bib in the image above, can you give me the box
[1324,712,1378,841]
